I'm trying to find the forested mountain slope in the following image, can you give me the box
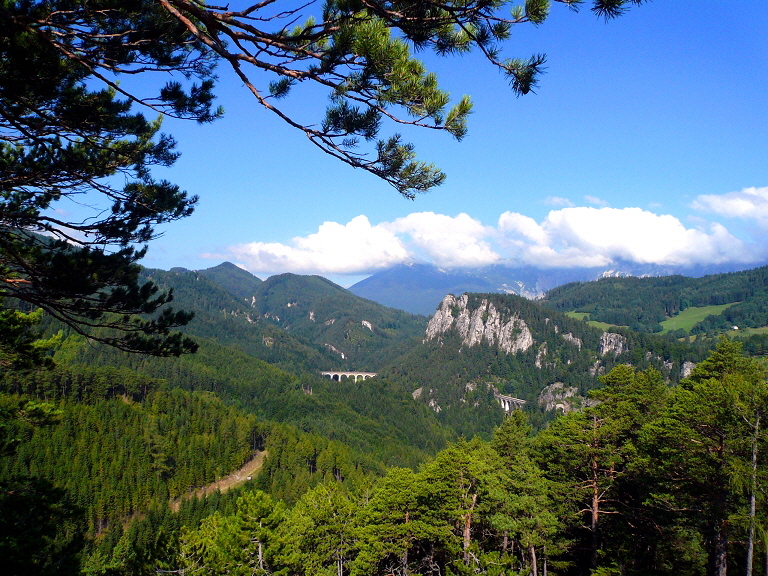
[543,265,768,335]
[217,270,428,369]
[381,292,711,435]
[142,267,340,374]
[197,261,264,301]
[55,333,450,469]
[157,264,427,371]
[0,362,393,574]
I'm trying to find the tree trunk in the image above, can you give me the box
[463,493,478,565]
[402,511,409,576]
[747,415,760,576]
[714,518,728,576]
[530,545,538,576]
[590,416,600,573]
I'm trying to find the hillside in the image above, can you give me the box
[380,291,710,436]
[348,261,759,315]
[192,265,427,370]
[141,267,340,374]
[4,265,763,576]
[197,261,264,301]
[542,265,768,336]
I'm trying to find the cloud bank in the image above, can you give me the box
[498,207,749,268]
[692,186,768,226]
[210,188,766,276]
[218,215,408,275]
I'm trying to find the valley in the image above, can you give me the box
[2,261,768,575]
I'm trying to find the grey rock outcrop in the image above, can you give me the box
[562,332,582,350]
[538,382,580,413]
[324,343,346,359]
[426,294,534,354]
[535,342,548,368]
[599,332,627,357]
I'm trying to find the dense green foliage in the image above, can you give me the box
[544,266,768,335]
[55,332,448,468]
[140,265,427,373]
[139,267,340,374]
[0,365,259,531]
[0,0,221,358]
[0,361,392,574]
[385,292,710,438]
[3,289,767,576]
[64,339,759,576]
[198,262,264,302]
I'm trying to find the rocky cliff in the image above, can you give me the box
[425,294,534,354]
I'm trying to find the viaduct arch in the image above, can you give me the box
[494,391,526,412]
[321,371,377,382]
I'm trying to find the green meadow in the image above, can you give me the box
[660,303,737,334]
[566,311,616,332]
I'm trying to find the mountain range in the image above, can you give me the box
[348,260,762,315]
[5,257,768,574]
[140,260,756,437]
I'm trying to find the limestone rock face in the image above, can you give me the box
[562,332,582,350]
[535,342,548,369]
[589,359,604,377]
[425,294,459,339]
[538,382,580,413]
[681,361,696,379]
[425,294,534,354]
[599,332,627,357]
[324,343,346,360]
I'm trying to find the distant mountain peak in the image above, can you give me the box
[197,261,263,302]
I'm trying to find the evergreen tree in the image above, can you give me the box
[1,0,219,357]
[642,338,768,576]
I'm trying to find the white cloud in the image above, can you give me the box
[584,195,609,207]
[498,212,549,245]
[384,212,499,268]
[498,206,753,268]
[544,196,575,207]
[208,199,764,278]
[692,186,768,225]
[217,215,409,275]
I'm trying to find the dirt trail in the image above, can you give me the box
[170,450,267,512]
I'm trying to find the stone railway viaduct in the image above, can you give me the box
[321,371,377,382]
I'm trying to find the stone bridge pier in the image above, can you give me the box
[494,391,526,412]
[321,371,377,382]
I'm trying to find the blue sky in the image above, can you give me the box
[131,1,768,286]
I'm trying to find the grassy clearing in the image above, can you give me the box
[660,303,738,334]
[728,326,768,337]
[565,311,617,332]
